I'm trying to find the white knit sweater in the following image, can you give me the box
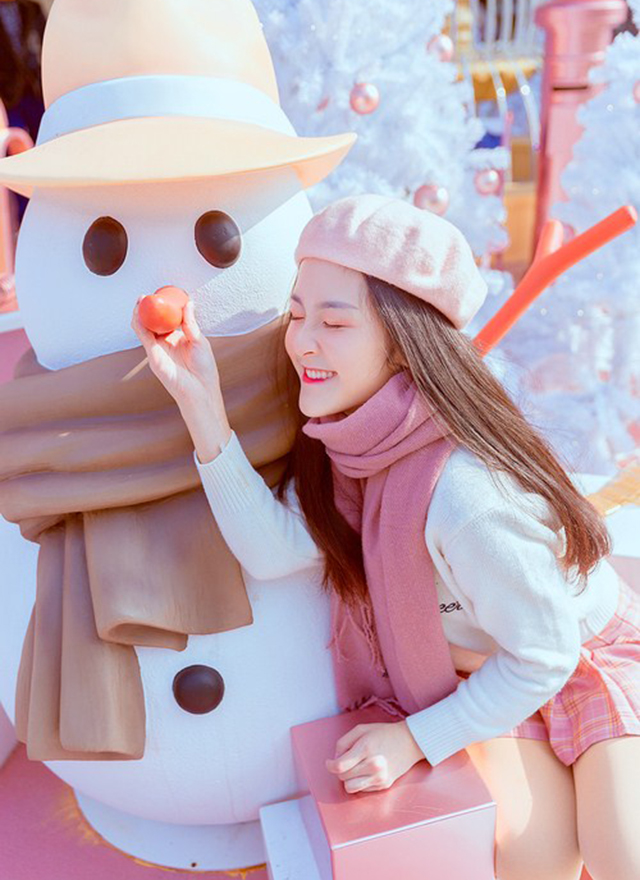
[195,431,619,766]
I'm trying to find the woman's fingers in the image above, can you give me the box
[131,300,160,350]
[342,761,391,793]
[181,300,202,344]
[131,301,178,379]
[326,725,395,794]
[334,724,368,757]
[326,740,369,776]
[344,775,378,794]
[330,754,386,782]
[131,297,217,403]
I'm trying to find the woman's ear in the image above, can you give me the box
[387,346,409,372]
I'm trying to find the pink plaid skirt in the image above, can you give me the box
[497,576,640,765]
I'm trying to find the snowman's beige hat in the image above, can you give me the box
[0,0,356,197]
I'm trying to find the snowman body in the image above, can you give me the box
[0,170,341,866]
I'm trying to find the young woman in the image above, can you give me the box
[132,195,640,880]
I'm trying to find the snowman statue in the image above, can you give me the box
[0,0,355,871]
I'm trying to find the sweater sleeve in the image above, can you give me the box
[194,431,322,580]
[405,503,582,766]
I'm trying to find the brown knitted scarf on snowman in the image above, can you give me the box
[0,317,294,761]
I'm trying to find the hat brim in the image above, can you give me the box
[0,116,356,197]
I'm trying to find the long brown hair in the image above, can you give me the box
[277,274,611,604]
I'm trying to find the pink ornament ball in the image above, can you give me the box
[474,168,502,196]
[350,82,380,115]
[633,80,640,103]
[413,184,450,216]
[426,33,454,63]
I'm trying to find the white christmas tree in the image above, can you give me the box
[503,4,640,474]
[254,0,512,315]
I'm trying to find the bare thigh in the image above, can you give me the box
[465,737,582,880]
[573,736,640,880]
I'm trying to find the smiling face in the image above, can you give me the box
[16,168,311,369]
[284,258,397,418]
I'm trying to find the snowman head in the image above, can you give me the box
[0,0,356,368]
[17,172,315,369]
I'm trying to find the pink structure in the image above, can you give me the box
[0,746,269,880]
[0,328,29,384]
[0,101,32,405]
[534,0,628,242]
[0,101,32,310]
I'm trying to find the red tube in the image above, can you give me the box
[475,205,637,355]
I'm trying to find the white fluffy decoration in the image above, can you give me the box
[254,0,511,275]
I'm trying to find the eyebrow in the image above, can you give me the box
[290,294,358,310]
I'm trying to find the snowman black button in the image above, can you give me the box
[195,210,242,268]
[173,665,225,715]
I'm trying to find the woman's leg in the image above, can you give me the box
[465,737,583,880]
[573,735,640,880]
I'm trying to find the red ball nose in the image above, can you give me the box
[153,285,188,301]
[138,286,189,335]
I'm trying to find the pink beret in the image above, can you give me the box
[294,194,487,330]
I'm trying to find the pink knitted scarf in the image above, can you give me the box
[303,371,460,717]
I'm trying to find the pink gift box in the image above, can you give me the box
[260,706,496,880]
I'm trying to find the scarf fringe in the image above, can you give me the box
[329,596,387,677]
[347,694,407,720]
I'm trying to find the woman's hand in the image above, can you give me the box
[325,721,426,794]
[131,299,231,463]
[132,299,219,408]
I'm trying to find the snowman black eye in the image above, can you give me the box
[83,217,128,276]
[195,210,242,268]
